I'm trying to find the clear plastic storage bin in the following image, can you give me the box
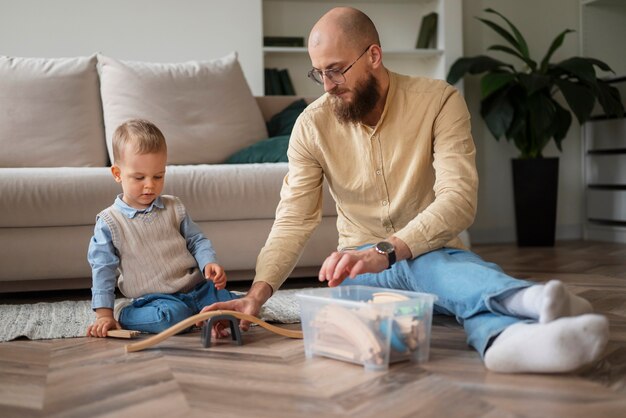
[296,286,437,371]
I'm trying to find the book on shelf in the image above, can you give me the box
[264,69,274,96]
[278,69,296,95]
[416,12,438,49]
[263,36,305,47]
[265,68,296,95]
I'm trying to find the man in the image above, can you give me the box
[203,7,608,373]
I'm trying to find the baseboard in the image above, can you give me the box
[584,224,626,243]
[0,267,323,294]
[469,223,583,244]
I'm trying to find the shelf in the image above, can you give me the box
[266,0,433,3]
[381,48,444,57]
[263,47,307,54]
[582,0,626,6]
[263,47,443,58]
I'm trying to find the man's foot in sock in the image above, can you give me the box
[484,314,609,374]
[540,280,593,323]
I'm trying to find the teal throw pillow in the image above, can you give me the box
[266,99,308,137]
[225,135,290,164]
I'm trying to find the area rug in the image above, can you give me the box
[0,288,304,342]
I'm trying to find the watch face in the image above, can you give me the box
[376,241,394,254]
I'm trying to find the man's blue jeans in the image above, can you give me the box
[119,281,240,334]
[341,247,534,357]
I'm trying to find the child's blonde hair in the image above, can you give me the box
[112,119,167,164]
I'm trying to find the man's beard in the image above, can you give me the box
[330,73,380,125]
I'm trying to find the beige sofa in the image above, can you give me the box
[0,54,338,292]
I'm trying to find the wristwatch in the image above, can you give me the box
[374,241,396,269]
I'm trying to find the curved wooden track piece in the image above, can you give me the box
[125,310,303,353]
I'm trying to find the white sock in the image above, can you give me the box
[500,280,593,323]
[484,314,609,373]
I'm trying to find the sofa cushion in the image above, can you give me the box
[0,55,107,168]
[0,165,337,228]
[266,99,308,137]
[98,53,268,165]
[225,135,289,164]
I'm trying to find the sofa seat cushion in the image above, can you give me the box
[0,164,337,228]
[98,53,268,165]
[0,55,107,168]
[164,164,337,222]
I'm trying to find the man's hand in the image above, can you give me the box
[319,238,412,287]
[204,263,227,290]
[318,248,389,287]
[86,309,121,338]
[196,281,272,338]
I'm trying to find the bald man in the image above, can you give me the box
[203,7,608,373]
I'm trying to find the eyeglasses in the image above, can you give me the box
[307,46,371,86]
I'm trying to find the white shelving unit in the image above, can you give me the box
[581,0,626,243]
[262,0,462,97]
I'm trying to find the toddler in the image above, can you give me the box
[87,119,238,337]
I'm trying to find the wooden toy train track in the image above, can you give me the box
[120,310,303,353]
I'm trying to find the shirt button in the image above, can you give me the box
[376,170,381,175]
[382,200,388,206]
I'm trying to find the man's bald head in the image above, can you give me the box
[309,7,380,51]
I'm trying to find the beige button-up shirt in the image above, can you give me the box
[255,72,478,292]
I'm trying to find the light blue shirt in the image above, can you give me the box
[88,195,217,310]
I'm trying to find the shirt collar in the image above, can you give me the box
[376,70,396,129]
[113,194,165,219]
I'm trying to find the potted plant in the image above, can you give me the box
[447,8,624,246]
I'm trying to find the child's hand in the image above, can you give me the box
[204,263,227,290]
[86,315,120,338]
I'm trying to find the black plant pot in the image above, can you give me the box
[511,157,559,246]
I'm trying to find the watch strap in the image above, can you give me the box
[387,248,396,269]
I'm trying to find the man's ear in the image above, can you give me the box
[111,166,122,183]
[369,45,383,69]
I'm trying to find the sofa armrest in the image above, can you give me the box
[255,95,318,122]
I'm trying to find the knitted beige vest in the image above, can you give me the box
[98,195,204,298]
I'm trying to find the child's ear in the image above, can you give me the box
[111,166,122,183]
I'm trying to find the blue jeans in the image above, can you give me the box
[119,281,240,334]
[341,247,534,357]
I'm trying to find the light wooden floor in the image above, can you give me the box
[1,240,625,417]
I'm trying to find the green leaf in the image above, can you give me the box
[554,57,598,85]
[481,72,515,98]
[488,45,537,69]
[484,8,531,60]
[539,29,574,73]
[527,94,556,151]
[447,55,513,84]
[554,78,596,123]
[477,18,526,59]
[505,102,527,141]
[480,87,515,139]
[596,82,625,117]
[551,100,572,151]
[584,57,615,74]
[518,73,551,96]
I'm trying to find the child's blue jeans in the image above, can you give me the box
[341,247,534,357]
[119,280,240,333]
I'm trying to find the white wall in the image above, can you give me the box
[0,0,265,95]
[462,0,584,243]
